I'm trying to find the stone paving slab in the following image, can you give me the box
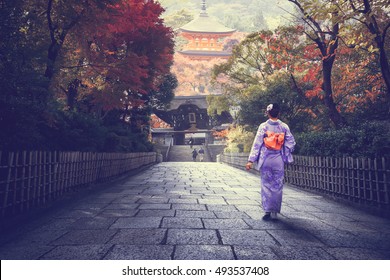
[161,217,203,229]
[166,229,219,245]
[234,245,279,260]
[0,245,54,260]
[174,245,235,260]
[272,246,334,260]
[175,210,216,218]
[104,245,174,260]
[98,209,138,217]
[110,217,162,229]
[108,229,167,245]
[203,218,251,230]
[40,245,112,260]
[50,230,117,246]
[1,162,390,260]
[219,229,279,246]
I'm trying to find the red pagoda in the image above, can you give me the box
[178,0,236,60]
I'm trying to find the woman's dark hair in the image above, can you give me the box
[268,103,280,118]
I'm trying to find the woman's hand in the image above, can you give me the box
[245,162,253,170]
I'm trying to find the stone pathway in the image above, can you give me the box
[0,162,389,260]
[168,145,210,162]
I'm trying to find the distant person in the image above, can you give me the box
[192,148,198,162]
[189,137,194,149]
[245,103,296,221]
[198,147,205,162]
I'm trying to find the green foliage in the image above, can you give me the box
[0,100,46,151]
[224,125,255,153]
[163,8,194,29]
[207,95,230,116]
[159,0,294,31]
[0,0,51,150]
[34,110,154,153]
[239,73,321,133]
[103,127,153,153]
[149,74,177,111]
[343,94,390,125]
[295,121,390,158]
[43,111,108,152]
[208,3,268,32]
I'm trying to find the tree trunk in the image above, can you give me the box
[66,79,81,110]
[322,57,347,128]
[376,36,390,101]
[288,0,347,128]
[45,42,61,79]
[44,0,79,80]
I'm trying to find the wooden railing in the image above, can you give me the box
[218,153,390,214]
[0,151,158,218]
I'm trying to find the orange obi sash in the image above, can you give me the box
[264,131,285,150]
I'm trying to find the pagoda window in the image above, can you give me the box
[210,38,215,49]
[195,38,200,49]
[201,38,208,49]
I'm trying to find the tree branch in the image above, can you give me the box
[382,21,390,42]
[46,0,55,43]
[348,0,371,13]
[288,0,325,41]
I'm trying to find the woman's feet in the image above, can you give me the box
[262,212,271,221]
[262,212,278,221]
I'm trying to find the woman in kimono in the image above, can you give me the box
[245,103,296,221]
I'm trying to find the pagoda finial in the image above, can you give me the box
[200,0,207,16]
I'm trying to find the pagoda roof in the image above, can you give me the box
[170,95,208,110]
[179,13,236,34]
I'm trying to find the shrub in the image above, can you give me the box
[224,125,255,153]
[46,111,107,151]
[295,121,390,158]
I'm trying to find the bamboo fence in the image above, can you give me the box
[219,153,390,212]
[0,151,157,218]
[284,155,389,209]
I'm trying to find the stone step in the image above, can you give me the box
[168,145,210,162]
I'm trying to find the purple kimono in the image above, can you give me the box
[248,119,296,213]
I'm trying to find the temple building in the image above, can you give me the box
[178,0,236,60]
[151,96,211,145]
[150,1,236,145]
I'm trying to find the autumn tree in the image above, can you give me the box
[346,0,390,100]
[287,0,348,128]
[149,74,178,111]
[0,0,176,151]
[53,1,174,121]
[331,43,385,118]
[211,27,324,130]
[9,0,117,99]
[304,0,390,103]
[172,54,225,95]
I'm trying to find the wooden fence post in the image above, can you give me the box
[383,158,389,205]
[19,151,26,213]
[2,152,14,217]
